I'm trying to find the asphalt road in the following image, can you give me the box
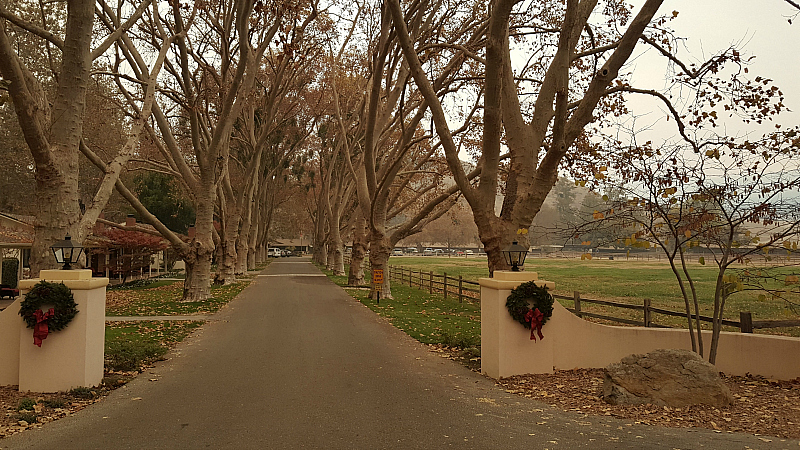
[2,258,797,449]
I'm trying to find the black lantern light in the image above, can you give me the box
[502,241,528,272]
[50,235,84,270]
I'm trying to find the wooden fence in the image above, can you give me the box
[342,257,800,334]
[389,265,481,303]
[557,292,800,333]
[346,256,481,303]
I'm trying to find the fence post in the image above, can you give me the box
[643,298,651,327]
[443,273,448,299]
[458,275,463,303]
[429,271,434,294]
[740,311,754,333]
[408,268,412,287]
[573,291,582,318]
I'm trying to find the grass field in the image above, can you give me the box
[385,255,800,336]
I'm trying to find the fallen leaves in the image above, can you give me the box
[495,368,800,439]
[0,388,108,439]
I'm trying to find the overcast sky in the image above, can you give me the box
[623,0,799,142]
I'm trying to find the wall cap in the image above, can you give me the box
[479,277,554,291]
[19,275,109,291]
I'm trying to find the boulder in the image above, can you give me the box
[602,348,733,407]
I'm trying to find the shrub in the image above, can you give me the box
[69,387,95,399]
[2,258,19,287]
[16,412,37,424]
[105,340,167,372]
[438,330,479,349]
[40,398,66,408]
[17,398,35,411]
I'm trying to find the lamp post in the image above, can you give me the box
[50,235,84,270]
[502,240,528,272]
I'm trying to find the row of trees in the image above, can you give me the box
[1,0,797,361]
[1,0,323,300]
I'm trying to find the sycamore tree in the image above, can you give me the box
[386,0,792,277]
[327,0,485,298]
[216,2,328,283]
[0,0,158,274]
[89,0,291,299]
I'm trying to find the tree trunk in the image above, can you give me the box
[313,218,326,265]
[182,244,214,301]
[182,181,215,301]
[328,216,345,276]
[348,214,368,286]
[368,237,392,300]
[236,201,252,273]
[218,217,239,284]
[326,237,336,270]
[31,163,82,274]
[247,218,258,269]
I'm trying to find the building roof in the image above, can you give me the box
[0,212,35,226]
[0,227,34,247]
[271,239,309,248]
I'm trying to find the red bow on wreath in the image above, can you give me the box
[32,308,55,347]
[524,308,545,342]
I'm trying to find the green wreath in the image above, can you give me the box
[19,281,79,331]
[505,280,554,328]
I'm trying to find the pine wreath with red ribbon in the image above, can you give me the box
[505,281,554,342]
[19,281,79,347]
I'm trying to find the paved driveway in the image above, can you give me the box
[1,258,796,449]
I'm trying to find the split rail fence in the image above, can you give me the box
[343,257,800,334]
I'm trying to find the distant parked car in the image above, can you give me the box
[405,248,418,254]
[434,249,445,255]
[456,250,464,256]
[392,248,403,256]
[465,250,474,256]
[268,248,281,257]
[423,248,434,256]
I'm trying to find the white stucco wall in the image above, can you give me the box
[1,270,108,392]
[481,271,800,380]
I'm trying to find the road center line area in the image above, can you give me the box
[256,273,326,277]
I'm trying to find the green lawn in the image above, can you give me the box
[320,267,481,352]
[105,321,203,371]
[106,278,253,316]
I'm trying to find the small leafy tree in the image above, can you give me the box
[94,226,169,283]
[578,129,800,363]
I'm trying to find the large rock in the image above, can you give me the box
[602,348,733,407]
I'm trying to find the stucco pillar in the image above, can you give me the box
[0,298,22,385]
[17,270,109,392]
[479,271,555,379]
